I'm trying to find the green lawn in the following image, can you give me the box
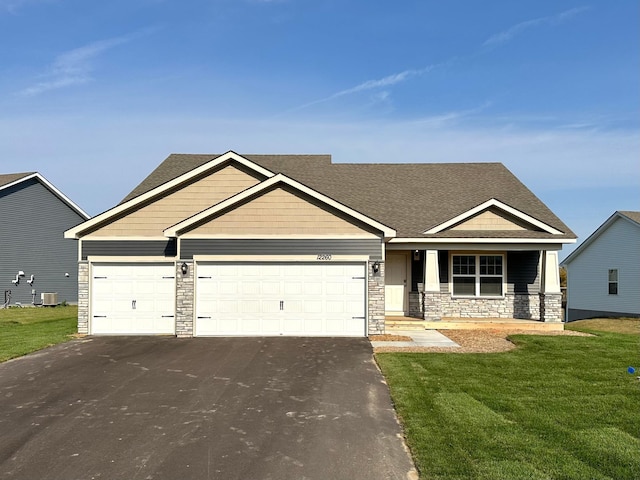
[376,320,640,480]
[0,306,78,362]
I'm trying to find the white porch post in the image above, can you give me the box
[423,250,441,321]
[540,250,563,322]
[541,251,561,294]
[424,250,440,292]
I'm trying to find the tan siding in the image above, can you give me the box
[86,165,261,237]
[451,209,532,231]
[185,187,377,236]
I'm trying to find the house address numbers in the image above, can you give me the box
[316,254,332,261]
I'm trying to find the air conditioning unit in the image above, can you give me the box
[41,292,58,307]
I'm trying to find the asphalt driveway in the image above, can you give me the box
[0,337,416,480]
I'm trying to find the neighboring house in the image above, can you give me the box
[64,151,576,337]
[1,172,90,306]
[561,211,640,321]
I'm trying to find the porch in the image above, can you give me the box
[385,315,564,332]
[384,247,564,324]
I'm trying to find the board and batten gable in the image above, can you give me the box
[565,214,640,320]
[1,176,87,304]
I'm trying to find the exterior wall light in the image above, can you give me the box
[180,262,189,275]
[372,261,380,273]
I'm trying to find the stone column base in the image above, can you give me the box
[422,292,442,321]
[540,293,563,322]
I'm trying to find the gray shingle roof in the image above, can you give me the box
[121,153,575,240]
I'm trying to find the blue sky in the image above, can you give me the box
[0,0,638,258]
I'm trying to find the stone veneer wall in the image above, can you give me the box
[421,293,542,320]
[175,261,194,337]
[368,260,385,334]
[77,262,89,334]
[540,293,563,323]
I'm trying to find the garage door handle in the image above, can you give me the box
[93,315,107,318]
[352,276,365,279]
[93,276,107,279]
[197,316,211,319]
[161,315,174,318]
[198,276,212,279]
[280,300,284,310]
[352,316,365,319]
[162,276,175,279]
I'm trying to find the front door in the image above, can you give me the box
[385,253,407,315]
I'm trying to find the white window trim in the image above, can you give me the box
[449,252,506,298]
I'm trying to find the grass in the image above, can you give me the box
[0,305,78,362]
[376,319,640,479]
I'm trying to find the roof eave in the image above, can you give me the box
[64,151,275,239]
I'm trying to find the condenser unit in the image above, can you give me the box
[41,292,58,307]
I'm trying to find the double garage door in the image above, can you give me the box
[195,263,366,336]
[90,262,366,336]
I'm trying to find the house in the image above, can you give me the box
[561,211,640,321]
[1,172,89,306]
[64,151,576,336]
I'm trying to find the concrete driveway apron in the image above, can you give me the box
[0,337,416,480]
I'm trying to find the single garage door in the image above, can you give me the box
[195,263,366,336]
[91,263,176,335]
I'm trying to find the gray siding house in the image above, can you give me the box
[562,211,640,321]
[0,172,89,306]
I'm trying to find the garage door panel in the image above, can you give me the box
[260,281,280,295]
[91,264,175,335]
[195,262,366,337]
[303,282,323,295]
[304,300,322,313]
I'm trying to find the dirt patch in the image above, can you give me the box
[374,328,592,354]
[369,334,413,342]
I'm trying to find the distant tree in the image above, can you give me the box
[559,266,567,288]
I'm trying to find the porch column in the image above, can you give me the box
[540,250,563,322]
[423,250,441,321]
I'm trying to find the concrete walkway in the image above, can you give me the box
[371,330,460,348]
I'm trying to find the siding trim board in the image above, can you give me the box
[81,239,178,260]
[180,239,383,260]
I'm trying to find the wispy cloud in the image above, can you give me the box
[18,29,156,96]
[284,64,441,114]
[411,101,493,128]
[483,6,590,48]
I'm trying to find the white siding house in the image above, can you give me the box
[562,211,640,321]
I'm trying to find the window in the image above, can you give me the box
[608,269,618,295]
[452,254,504,297]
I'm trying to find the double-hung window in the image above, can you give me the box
[452,254,504,297]
[608,269,618,295]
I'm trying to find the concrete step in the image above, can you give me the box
[386,318,564,332]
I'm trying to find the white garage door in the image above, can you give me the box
[91,263,176,335]
[195,263,366,337]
